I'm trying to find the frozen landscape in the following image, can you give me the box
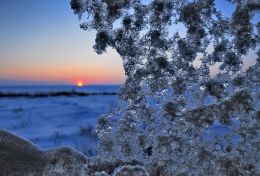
[0,0,259,175]
[0,85,119,156]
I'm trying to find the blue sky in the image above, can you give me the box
[0,0,258,85]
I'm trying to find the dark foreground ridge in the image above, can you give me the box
[0,130,149,176]
[0,130,87,176]
[0,91,117,98]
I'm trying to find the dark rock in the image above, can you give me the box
[0,130,88,176]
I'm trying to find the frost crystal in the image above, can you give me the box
[71,0,260,175]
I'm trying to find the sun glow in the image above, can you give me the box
[77,81,83,87]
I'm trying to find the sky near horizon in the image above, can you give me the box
[0,0,259,85]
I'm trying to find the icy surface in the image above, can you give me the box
[0,85,119,156]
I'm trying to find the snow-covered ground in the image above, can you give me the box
[0,85,119,156]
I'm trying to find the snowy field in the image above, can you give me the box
[0,85,119,156]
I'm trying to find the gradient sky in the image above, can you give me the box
[0,0,125,85]
[0,0,259,85]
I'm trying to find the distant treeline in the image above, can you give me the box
[0,91,117,98]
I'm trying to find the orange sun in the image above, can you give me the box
[77,81,84,87]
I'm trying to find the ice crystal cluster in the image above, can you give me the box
[71,0,260,175]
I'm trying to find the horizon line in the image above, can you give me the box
[0,84,122,86]
[0,79,123,86]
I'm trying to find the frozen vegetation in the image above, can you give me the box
[0,0,260,175]
[70,0,260,175]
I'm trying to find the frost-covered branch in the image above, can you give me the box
[71,0,260,175]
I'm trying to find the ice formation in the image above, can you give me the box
[71,0,260,175]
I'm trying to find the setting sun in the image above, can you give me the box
[77,81,83,87]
